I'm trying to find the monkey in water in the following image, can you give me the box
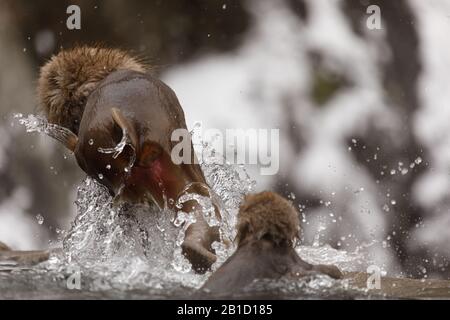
[201,191,342,295]
[37,46,219,273]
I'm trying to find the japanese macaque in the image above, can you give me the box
[37,46,219,273]
[201,191,342,295]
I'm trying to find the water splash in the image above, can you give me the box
[297,245,374,272]
[239,275,363,299]
[13,114,76,148]
[47,176,204,290]
[97,128,130,159]
[97,127,137,176]
[13,113,372,296]
[54,143,254,289]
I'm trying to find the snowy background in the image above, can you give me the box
[0,0,449,279]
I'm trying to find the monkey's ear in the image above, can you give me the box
[111,107,139,154]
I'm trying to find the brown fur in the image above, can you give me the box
[37,46,146,134]
[236,191,300,247]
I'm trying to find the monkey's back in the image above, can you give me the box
[74,70,188,195]
[78,70,187,152]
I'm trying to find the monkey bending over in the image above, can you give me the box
[36,46,220,273]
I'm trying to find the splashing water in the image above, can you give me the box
[11,114,375,297]
[13,114,77,148]
[57,177,206,290]
[53,145,254,289]
[97,127,137,174]
[97,128,130,159]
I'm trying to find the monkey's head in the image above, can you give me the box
[37,46,146,135]
[236,191,300,248]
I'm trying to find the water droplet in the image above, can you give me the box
[98,174,103,180]
[173,212,185,227]
[415,157,422,165]
[390,199,396,205]
[401,168,408,175]
[382,204,390,212]
[353,187,364,194]
[36,214,44,225]
[222,4,227,10]
[89,139,94,145]
[390,169,396,175]
[106,164,111,170]
[193,121,202,129]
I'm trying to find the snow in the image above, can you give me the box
[0,187,43,250]
[409,0,450,256]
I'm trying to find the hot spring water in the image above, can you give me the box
[1,114,377,299]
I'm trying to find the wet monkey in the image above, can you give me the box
[37,46,219,273]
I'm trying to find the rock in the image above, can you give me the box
[0,250,51,266]
[0,241,11,251]
[344,272,450,299]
